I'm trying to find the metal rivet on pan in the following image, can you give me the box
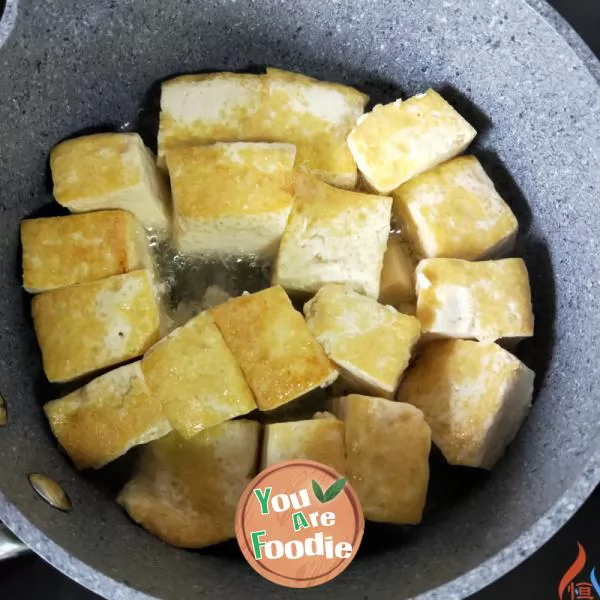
[28,474,72,512]
[0,394,6,426]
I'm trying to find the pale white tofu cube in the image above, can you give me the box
[415,258,534,343]
[397,339,535,469]
[167,142,296,256]
[335,394,431,524]
[273,172,392,298]
[51,133,171,229]
[304,284,421,398]
[392,155,518,259]
[348,89,477,193]
[118,420,260,548]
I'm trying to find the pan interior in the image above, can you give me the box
[0,1,599,599]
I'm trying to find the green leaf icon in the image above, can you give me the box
[323,477,347,502]
[312,479,325,503]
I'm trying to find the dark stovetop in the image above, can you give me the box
[2,1,600,599]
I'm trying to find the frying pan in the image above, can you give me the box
[1,1,599,598]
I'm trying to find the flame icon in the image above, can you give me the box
[558,543,587,599]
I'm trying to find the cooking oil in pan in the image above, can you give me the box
[146,229,272,329]
[146,229,331,422]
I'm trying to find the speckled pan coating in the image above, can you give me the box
[0,0,599,599]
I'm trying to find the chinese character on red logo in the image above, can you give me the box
[566,581,595,600]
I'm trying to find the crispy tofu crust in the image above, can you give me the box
[142,311,256,439]
[304,284,421,398]
[50,132,170,229]
[337,394,431,524]
[415,257,534,342]
[261,417,345,473]
[348,89,477,193]
[158,69,368,187]
[158,72,267,164]
[262,68,368,188]
[397,339,534,468]
[210,285,338,411]
[44,361,171,470]
[32,270,160,382]
[167,142,296,255]
[273,172,392,298]
[392,155,518,259]
[21,210,150,293]
[118,420,260,548]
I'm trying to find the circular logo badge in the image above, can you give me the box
[235,459,364,588]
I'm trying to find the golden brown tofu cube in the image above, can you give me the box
[158,69,368,188]
[261,415,345,473]
[21,210,152,293]
[304,284,421,398]
[51,133,171,229]
[32,270,160,382]
[415,258,534,343]
[167,142,296,256]
[273,172,392,298]
[336,394,431,524]
[397,340,535,469]
[392,156,518,259]
[210,285,338,411]
[261,68,368,188]
[378,236,417,306]
[158,72,266,166]
[348,90,477,193]
[142,311,257,439]
[44,361,171,470]
[118,420,260,548]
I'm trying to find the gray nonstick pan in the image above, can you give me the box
[1,0,599,598]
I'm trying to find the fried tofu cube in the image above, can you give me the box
[415,258,534,343]
[397,340,535,469]
[378,236,417,306]
[335,394,431,524]
[261,68,368,188]
[21,210,152,293]
[158,72,266,166]
[158,70,368,188]
[142,311,256,439]
[118,420,260,548]
[44,362,171,470]
[273,172,392,298]
[32,270,160,382]
[348,90,477,193]
[305,284,421,398]
[210,286,338,411]
[167,142,296,256]
[51,133,171,229]
[392,156,518,259]
[261,416,345,473]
